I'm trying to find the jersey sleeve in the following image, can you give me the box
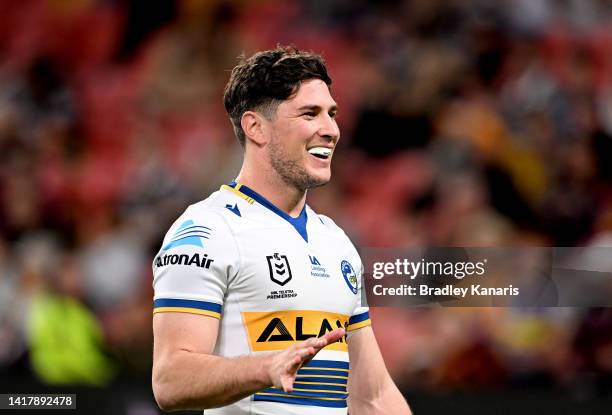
[347,259,371,332]
[152,207,239,319]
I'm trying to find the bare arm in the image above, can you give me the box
[152,312,344,411]
[347,326,412,415]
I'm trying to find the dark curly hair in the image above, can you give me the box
[223,46,332,147]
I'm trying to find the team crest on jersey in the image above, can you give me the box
[341,260,358,294]
[266,253,293,286]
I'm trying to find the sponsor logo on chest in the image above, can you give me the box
[242,310,349,352]
[309,255,330,278]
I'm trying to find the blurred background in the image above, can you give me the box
[1,0,612,414]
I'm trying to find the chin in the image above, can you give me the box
[305,171,331,189]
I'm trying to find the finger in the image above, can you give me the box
[287,347,314,373]
[301,336,324,349]
[299,329,347,368]
[297,346,316,359]
[281,376,294,393]
[316,328,346,348]
[300,330,340,350]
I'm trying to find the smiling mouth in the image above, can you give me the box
[307,147,332,160]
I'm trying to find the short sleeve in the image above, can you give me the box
[347,260,371,332]
[152,208,239,319]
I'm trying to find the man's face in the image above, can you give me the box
[265,79,340,191]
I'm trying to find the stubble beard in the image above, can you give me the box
[268,137,329,192]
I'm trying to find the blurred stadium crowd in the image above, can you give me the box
[1,0,612,410]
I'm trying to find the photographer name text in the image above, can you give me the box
[370,258,519,297]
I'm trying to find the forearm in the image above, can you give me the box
[348,327,411,415]
[152,312,344,412]
[348,379,411,415]
[153,350,271,411]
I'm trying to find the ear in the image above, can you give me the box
[241,111,269,146]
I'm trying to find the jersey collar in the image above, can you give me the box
[224,181,309,242]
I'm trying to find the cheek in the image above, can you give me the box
[289,119,318,138]
[270,133,301,161]
[285,124,314,149]
[272,120,317,159]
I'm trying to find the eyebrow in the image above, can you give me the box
[297,104,338,113]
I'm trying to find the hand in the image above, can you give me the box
[266,328,345,392]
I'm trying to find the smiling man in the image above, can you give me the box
[151,46,411,415]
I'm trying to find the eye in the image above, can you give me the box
[302,112,316,119]
[330,112,338,119]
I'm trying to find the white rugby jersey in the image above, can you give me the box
[152,182,371,415]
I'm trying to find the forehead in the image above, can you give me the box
[282,79,337,109]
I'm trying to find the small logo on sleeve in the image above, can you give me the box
[155,253,214,269]
[162,220,211,251]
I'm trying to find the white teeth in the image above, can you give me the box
[307,147,332,157]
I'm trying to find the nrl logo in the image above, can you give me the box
[266,253,292,286]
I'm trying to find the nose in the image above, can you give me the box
[318,114,340,142]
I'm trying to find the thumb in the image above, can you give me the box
[281,376,294,393]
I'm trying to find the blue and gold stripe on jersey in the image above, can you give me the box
[220,183,255,204]
[253,359,349,408]
[222,181,310,242]
[347,311,371,331]
[153,298,222,319]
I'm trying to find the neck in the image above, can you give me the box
[236,165,307,218]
